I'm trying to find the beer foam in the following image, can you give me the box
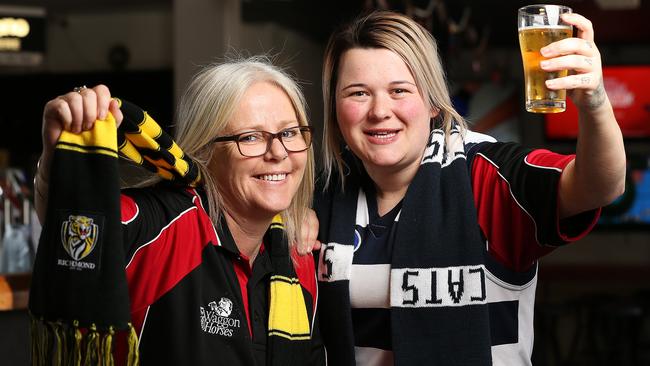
[518,25,572,31]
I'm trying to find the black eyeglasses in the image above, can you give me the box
[211,126,314,157]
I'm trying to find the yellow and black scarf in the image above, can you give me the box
[29,100,310,365]
[30,104,140,366]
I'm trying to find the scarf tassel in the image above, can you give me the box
[127,323,140,366]
[82,323,100,365]
[29,314,140,365]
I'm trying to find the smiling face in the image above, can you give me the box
[209,81,307,222]
[336,48,437,178]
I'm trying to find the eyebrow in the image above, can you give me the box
[228,120,301,134]
[340,80,416,91]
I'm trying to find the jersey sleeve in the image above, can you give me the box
[468,141,600,272]
[120,186,197,259]
[121,188,164,257]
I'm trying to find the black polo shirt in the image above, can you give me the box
[119,185,323,365]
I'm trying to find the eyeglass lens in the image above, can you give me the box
[237,127,311,157]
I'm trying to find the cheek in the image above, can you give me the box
[291,153,308,182]
[336,100,366,129]
[396,98,430,124]
[210,149,246,195]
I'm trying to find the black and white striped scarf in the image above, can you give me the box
[315,126,493,365]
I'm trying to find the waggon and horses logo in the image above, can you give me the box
[200,297,240,337]
[210,297,233,317]
[61,215,99,261]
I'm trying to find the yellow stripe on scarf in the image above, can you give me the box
[122,111,162,159]
[117,139,144,165]
[167,143,189,175]
[271,214,283,228]
[56,116,118,158]
[123,111,191,176]
[268,275,311,340]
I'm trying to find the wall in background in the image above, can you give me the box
[44,9,173,72]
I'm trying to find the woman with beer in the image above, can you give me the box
[308,10,625,366]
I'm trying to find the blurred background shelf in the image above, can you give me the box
[0,272,30,311]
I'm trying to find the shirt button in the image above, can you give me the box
[254,312,260,323]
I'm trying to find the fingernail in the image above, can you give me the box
[99,111,107,120]
[546,79,556,87]
[540,60,549,68]
[540,47,550,57]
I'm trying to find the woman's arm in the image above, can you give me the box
[295,208,321,255]
[541,13,626,219]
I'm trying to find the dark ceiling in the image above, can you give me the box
[6,0,170,12]
[7,0,650,46]
[242,0,650,46]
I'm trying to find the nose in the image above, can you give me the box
[368,94,392,121]
[265,136,288,160]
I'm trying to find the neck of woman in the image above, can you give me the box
[223,210,271,266]
[365,162,419,216]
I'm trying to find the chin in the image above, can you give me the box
[368,156,404,168]
[257,201,292,217]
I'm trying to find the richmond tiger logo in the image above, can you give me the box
[61,215,99,261]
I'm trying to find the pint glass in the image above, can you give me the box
[518,5,573,113]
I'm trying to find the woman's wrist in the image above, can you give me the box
[34,158,50,198]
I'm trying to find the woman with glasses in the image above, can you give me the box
[33,57,325,365]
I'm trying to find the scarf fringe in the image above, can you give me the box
[126,323,139,366]
[30,315,139,366]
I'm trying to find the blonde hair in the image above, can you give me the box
[174,56,314,242]
[321,10,466,187]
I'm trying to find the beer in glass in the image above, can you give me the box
[518,5,573,113]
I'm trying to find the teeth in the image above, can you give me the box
[258,174,286,181]
[371,131,396,138]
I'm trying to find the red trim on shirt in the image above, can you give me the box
[471,156,552,271]
[233,250,254,338]
[525,149,575,170]
[526,150,600,241]
[123,192,219,333]
[120,195,138,223]
[291,248,317,314]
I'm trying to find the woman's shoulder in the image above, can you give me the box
[122,183,195,199]
[463,129,498,146]
[121,184,200,219]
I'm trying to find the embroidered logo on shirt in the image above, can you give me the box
[200,298,241,337]
[353,226,362,252]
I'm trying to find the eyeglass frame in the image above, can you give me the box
[210,125,314,157]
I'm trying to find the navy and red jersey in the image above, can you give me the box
[466,135,599,365]
[339,132,600,365]
[118,185,323,365]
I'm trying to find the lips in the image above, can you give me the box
[364,129,400,143]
